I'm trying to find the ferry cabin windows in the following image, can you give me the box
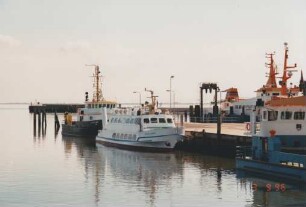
[263,111,267,120]
[109,116,174,125]
[264,110,306,121]
[110,117,141,124]
[167,118,173,123]
[294,111,305,120]
[142,117,173,124]
[151,118,158,123]
[159,118,166,123]
[268,111,278,121]
[86,103,116,109]
[281,111,292,120]
[112,133,137,141]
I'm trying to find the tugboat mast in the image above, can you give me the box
[265,52,277,88]
[280,42,297,95]
[86,64,104,102]
[145,88,158,113]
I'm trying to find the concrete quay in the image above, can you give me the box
[176,122,252,157]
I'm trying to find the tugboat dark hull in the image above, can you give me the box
[61,120,102,138]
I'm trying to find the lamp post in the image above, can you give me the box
[133,91,141,106]
[166,90,175,114]
[170,75,174,109]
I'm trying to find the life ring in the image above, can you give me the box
[246,123,250,131]
[269,129,276,137]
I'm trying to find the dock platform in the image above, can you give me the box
[29,103,84,113]
[176,123,251,157]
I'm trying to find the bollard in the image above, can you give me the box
[33,112,37,137]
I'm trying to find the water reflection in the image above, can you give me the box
[62,136,102,204]
[61,136,239,206]
[237,171,306,207]
[59,136,306,206]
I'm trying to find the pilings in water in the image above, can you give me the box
[33,109,47,137]
[54,112,60,135]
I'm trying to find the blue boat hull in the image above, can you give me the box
[236,158,306,183]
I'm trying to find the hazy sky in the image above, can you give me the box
[1,0,306,105]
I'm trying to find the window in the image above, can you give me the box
[263,111,267,120]
[135,118,141,124]
[159,118,166,123]
[294,111,305,120]
[130,118,135,124]
[125,118,130,124]
[114,118,118,123]
[281,111,292,120]
[144,118,150,124]
[167,118,173,123]
[268,111,278,121]
[128,134,133,139]
[151,118,158,123]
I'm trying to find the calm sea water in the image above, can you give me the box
[1,104,306,207]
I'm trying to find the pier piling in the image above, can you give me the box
[54,112,60,133]
[33,112,37,137]
[33,109,47,137]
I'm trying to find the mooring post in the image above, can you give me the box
[43,110,46,126]
[200,87,203,121]
[216,88,221,145]
[217,112,221,144]
[38,111,41,137]
[54,112,60,133]
[33,111,37,137]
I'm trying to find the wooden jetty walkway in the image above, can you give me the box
[176,122,252,157]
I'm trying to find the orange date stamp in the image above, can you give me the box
[252,183,286,192]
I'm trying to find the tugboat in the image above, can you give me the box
[236,83,306,182]
[96,89,184,151]
[62,65,117,138]
[222,43,302,117]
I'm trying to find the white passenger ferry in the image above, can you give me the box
[96,89,184,151]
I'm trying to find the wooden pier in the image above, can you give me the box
[176,123,251,157]
[29,103,84,113]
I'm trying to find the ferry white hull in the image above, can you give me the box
[96,129,184,151]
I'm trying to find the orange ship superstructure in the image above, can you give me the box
[221,43,303,117]
[256,43,300,101]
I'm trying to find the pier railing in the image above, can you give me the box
[190,116,244,123]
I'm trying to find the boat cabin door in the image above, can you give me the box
[261,137,268,161]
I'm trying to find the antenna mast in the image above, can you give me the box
[280,43,297,95]
[265,52,277,88]
[86,64,104,102]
